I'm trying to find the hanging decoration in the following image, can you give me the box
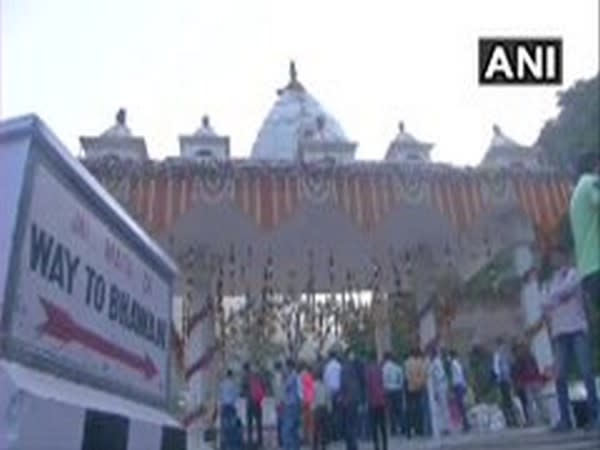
[444,242,454,269]
[183,274,193,340]
[484,233,493,259]
[215,262,225,363]
[300,158,334,204]
[481,170,514,207]
[404,250,413,276]
[328,251,339,337]
[390,247,403,301]
[197,158,234,204]
[307,248,316,331]
[84,157,569,247]
[397,169,427,204]
[228,243,236,294]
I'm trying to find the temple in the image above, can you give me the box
[78,62,570,448]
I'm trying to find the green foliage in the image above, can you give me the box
[468,345,497,403]
[463,249,518,301]
[343,303,411,361]
[344,318,375,359]
[536,74,599,169]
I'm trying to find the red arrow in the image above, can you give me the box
[38,296,158,379]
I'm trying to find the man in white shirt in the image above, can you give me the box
[449,350,470,432]
[324,352,342,394]
[382,352,405,436]
[323,351,342,441]
[493,337,517,427]
[427,346,450,437]
[542,247,598,432]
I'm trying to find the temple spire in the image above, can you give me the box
[116,108,126,126]
[278,60,305,94]
[290,60,298,84]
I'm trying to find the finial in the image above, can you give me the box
[116,108,126,126]
[202,115,210,128]
[290,60,297,83]
[493,124,501,136]
[398,121,405,133]
[278,60,304,95]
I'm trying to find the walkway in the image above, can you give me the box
[339,427,600,450]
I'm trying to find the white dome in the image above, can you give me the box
[251,62,350,160]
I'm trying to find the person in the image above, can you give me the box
[282,359,301,450]
[312,367,331,450]
[220,369,241,450]
[365,354,388,450]
[354,355,369,442]
[427,345,450,437]
[449,350,470,432]
[323,351,342,441]
[273,361,285,448]
[340,350,361,450]
[242,362,265,448]
[404,347,428,438]
[381,352,404,436]
[300,362,315,445]
[468,340,494,403]
[569,151,600,308]
[542,246,599,431]
[493,337,517,427]
[511,339,548,426]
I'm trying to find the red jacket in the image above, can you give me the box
[513,353,547,387]
[301,370,314,405]
[365,363,386,408]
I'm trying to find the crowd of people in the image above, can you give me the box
[218,346,475,450]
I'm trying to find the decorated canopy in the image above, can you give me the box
[84,157,570,293]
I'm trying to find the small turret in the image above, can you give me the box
[480,124,537,169]
[179,114,230,161]
[80,108,148,161]
[384,121,433,163]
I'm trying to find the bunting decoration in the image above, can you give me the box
[397,169,427,204]
[84,158,570,243]
[481,169,514,206]
[444,242,454,269]
[390,248,403,300]
[197,158,234,204]
[300,159,334,203]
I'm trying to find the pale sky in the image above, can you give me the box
[1,0,598,165]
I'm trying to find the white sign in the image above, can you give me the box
[6,162,171,407]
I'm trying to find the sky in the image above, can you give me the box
[1,0,598,166]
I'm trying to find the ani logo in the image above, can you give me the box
[478,38,562,85]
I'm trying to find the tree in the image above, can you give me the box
[536,74,599,169]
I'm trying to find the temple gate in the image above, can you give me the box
[84,156,570,447]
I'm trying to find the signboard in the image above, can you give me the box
[2,149,173,409]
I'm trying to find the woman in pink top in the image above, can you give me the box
[300,362,315,444]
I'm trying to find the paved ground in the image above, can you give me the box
[334,427,600,450]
